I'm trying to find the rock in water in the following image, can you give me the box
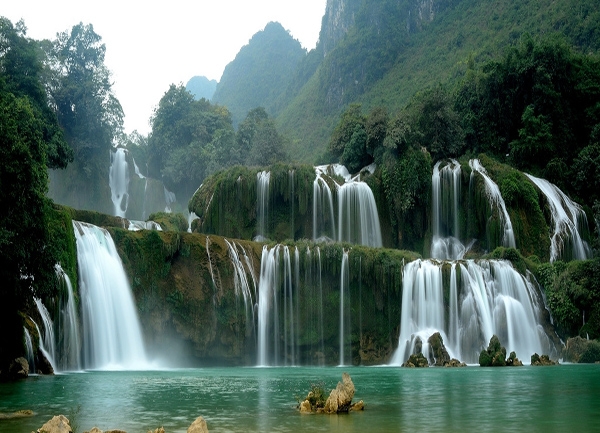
[187,416,209,433]
[36,415,73,433]
[531,353,558,366]
[427,332,451,366]
[9,357,29,379]
[324,372,356,413]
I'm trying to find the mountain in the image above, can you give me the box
[212,21,306,126]
[272,0,600,162]
[185,76,217,100]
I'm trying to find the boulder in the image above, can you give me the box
[506,351,523,366]
[83,428,103,433]
[36,415,73,433]
[299,399,312,413]
[531,353,558,366]
[9,357,29,379]
[187,416,209,433]
[444,358,467,367]
[350,400,365,411]
[147,428,166,433]
[402,353,429,368]
[323,372,356,414]
[479,335,507,366]
[428,332,450,366]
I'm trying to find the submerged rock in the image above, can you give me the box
[323,372,356,413]
[36,415,73,433]
[0,409,33,419]
[531,353,558,366]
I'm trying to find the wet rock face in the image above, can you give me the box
[479,335,523,367]
[36,415,73,433]
[531,353,558,366]
[428,332,450,366]
[402,352,429,367]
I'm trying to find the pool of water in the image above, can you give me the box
[1,365,599,432]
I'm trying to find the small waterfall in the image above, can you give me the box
[338,182,383,247]
[23,327,35,373]
[164,186,176,212]
[339,249,350,365]
[74,221,148,370]
[390,259,550,365]
[525,173,591,261]
[188,211,199,233]
[109,148,130,217]
[226,239,257,340]
[431,160,466,259]
[257,245,279,366]
[255,171,271,242]
[313,172,336,242]
[289,169,295,240]
[128,220,162,231]
[469,159,516,249]
[33,298,57,372]
[55,265,81,371]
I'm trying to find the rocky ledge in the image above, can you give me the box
[30,415,209,433]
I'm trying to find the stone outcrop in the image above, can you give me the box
[563,336,600,363]
[323,372,356,413]
[479,335,523,367]
[0,409,33,419]
[147,428,165,433]
[187,416,209,433]
[402,352,429,367]
[445,358,467,367]
[36,415,73,433]
[8,357,29,379]
[531,353,558,366]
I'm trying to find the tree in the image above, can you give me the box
[328,104,366,159]
[239,107,288,166]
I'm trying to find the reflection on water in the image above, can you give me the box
[1,366,599,432]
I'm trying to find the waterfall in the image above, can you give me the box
[431,160,466,259]
[33,299,57,372]
[226,239,257,340]
[338,182,383,247]
[525,173,591,262]
[109,147,130,217]
[255,171,270,242]
[256,245,302,366]
[74,220,149,370]
[164,186,176,213]
[55,265,81,371]
[23,327,35,374]
[313,173,336,242]
[469,159,516,249]
[339,249,350,365]
[390,259,550,365]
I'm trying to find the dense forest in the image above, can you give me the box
[1,0,600,375]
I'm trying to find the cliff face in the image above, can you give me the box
[319,0,362,56]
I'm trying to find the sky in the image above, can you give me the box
[3,0,327,135]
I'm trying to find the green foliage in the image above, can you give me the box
[148,212,188,232]
[579,340,600,363]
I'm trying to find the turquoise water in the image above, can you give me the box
[1,365,599,432]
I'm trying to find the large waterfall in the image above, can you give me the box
[74,221,149,369]
[390,259,551,365]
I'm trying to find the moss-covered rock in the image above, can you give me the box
[563,337,600,363]
[479,335,507,367]
[531,353,558,366]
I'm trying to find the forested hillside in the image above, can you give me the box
[265,0,600,162]
[212,22,306,127]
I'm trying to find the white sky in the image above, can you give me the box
[3,0,327,134]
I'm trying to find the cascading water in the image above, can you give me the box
[390,259,552,365]
[525,173,591,261]
[431,160,466,259]
[74,220,149,370]
[33,299,57,372]
[313,172,336,242]
[255,171,270,242]
[338,181,383,247]
[109,147,130,218]
[339,249,350,366]
[257,245,279,366]
[23,327,35,373]
[55,265,81,371]
[226,239,257,340]
[469,159,516,249]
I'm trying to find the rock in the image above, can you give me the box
[479,335,507,366]
[9,357,29,379]
[36,415,73,433]
[83,428,103,433]
[105,430,127,433]
[444,358,467,367]
[531,353,558,366]
[0,409,34,419]
[350,400,364,411]
[563,336,600,363]
[147,428,165,433]
[299,399,312,413]
[402,353,429,367]
[187,416,209,433]
[506,351,523,366]
[323,372,356,414]
[428,332,450,366]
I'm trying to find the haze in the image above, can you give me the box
[3,0,326,134]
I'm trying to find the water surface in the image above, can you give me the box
[1,365,599,432]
